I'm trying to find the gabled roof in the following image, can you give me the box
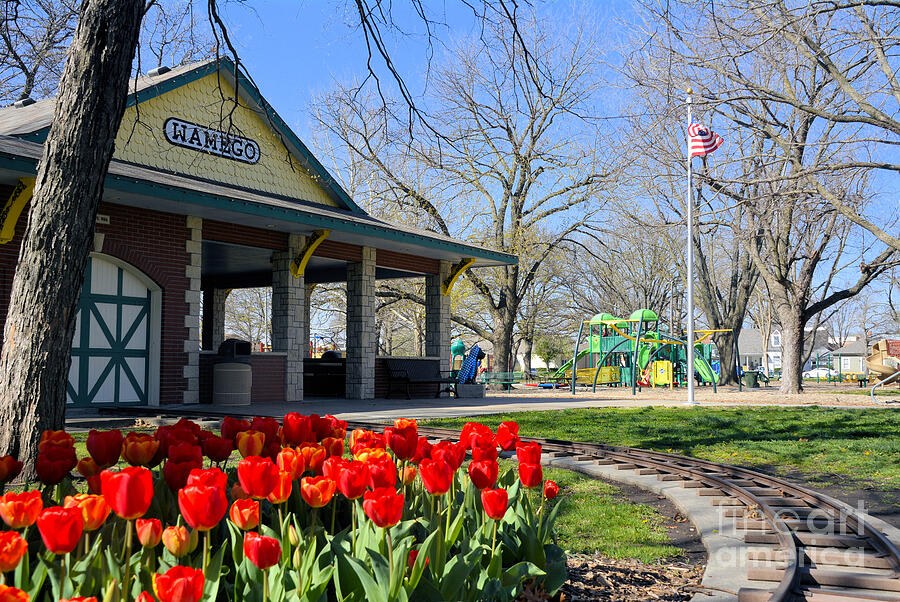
[0,58,363,213]
[833,339,868,356]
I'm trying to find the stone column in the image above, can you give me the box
[201,288,227,351]
[272,234,306,402]
[183,216,202,404]
[425,260,451,374]
[346,247,376,399]
[303,282,314,358]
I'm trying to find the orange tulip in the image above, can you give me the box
[320,437,344,458]
[353,447,388,463]
[266,470,293,505]
[76,457,102,478]
[229,499,259,531]
[276,447,305,480]
[0,490,42,529]
[38,430,75,452]
[136,518,163,547]
[300,476,336,508]
[121,433,160,467]
[161,525,196,557]
[0,584,28,601]
[235,430,265,458]
[297,444,327,475]
[63,494,111,532]
[402,465,417,486]
[0,531,27,572]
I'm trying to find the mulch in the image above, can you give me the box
[559,555,706,601]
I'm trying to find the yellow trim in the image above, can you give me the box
[442,258,474,296]
[290,230,330,278]
[0,177,36,244]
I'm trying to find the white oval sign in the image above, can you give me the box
[164,118,260,164]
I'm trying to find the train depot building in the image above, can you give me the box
[0,59,514,408]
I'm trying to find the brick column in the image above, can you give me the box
[184,216,202,404]
[201,288,227,351]
[272,234,305,402]
[346,247,376,399]
[425,261,451,374]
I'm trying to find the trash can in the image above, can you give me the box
[214,339,252,405]
[742,371,759,389]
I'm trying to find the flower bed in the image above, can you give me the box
[0,416,565,601]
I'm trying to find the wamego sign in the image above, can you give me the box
[164,117,260,164]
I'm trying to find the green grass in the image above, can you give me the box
[502,460,681,562]
[427,406,900,491]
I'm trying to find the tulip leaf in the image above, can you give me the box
[445,507,466,549]
[388,533,414,600]
[367,546,391,591]
[542,544,568,595]
[202,544,227,601]
[25,557,47,601]
[343,555,388,602]
[488,550,503,580]
[406,529,438,592]
[501,561,545,587]
[438,547,483,601]
[226,519,245,567]
[300,565,335,602]
[333,552,365,602]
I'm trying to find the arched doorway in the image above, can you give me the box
[67,254,161,406]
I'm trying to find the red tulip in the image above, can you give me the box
[297,444,327,475]
[38,430,75,451]
[229,499,259,531]
[312,414,346,440]
[60,597,98,602]
[468,459,499,490]
[276,447,305,480]
[101,466,154,520]
[518,463,543,489]
[366,455,397,490]
[86,429,123,468]
[156,425,197,459]
[0,456,23,485]
[0,584,29,601]
[481,488,509,520]
[243,531,281,570]
[35,443,77,485]
[430,441,465,471]
[152,565,204,602]
[86,475,102,495]
[410,437,432,464]
[0,490,42,529]
[495,421,520,451]
[237,456,279,500]
[121,433,161,467]
[162,444,203,492]
[178,485,228,531]
[0,531,27,572]
[37,506,83,554]
[186,467,227,491]
[407,548,429,571]
[459,422,493,450]
[137,518,163,547]
[363,487,404,528]
[250,416,280,447]
[336,461,369,500]
[384,423,417,460]
[471,439,498,462]
[516,441,542,465]
[173,419,201,437]
[200,434,233,463]
[230,483,249,501]
[321,456,344,481]
[136,593,154,602]
[282,413,314,446]
[320,437,344,458]
[349,429,385,455]
[543,480,559,500]
[63,494,110,531]
[267,470,293,505]
[418,459,452,495]
[220,416,251,442]
[300,476,336,508]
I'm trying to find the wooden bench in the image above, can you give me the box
[384,358,457,399]
[479,371,524,391]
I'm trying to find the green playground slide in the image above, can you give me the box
[638,346,651,371]
[695,357,719,383]
[553,348,591,378]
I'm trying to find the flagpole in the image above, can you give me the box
[685,88,697,406]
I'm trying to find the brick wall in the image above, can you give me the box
[0,197,192,405]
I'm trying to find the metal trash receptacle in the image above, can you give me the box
[742,371,759,389]
[214,339,252,405]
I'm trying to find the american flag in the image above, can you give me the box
[688,123,723,158]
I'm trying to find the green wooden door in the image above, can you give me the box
[67,257,151,406]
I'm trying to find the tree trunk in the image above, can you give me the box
[491,312,516,374]
[713,330,740,386]
[778,312,805,394]
[0,0,144,470]
[520,338,533,375]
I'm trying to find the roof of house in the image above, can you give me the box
[832,339,868,356]
[0,59,517,268]
[738,327,837,356]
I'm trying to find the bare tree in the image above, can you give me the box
[315,12,613,372]
[224,288,271,348]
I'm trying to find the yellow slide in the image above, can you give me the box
[866,340,900,383]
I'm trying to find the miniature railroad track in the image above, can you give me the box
[364,423,900,602]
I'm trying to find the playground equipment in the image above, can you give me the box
[867,339,900,404]
[560,309,735,395]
